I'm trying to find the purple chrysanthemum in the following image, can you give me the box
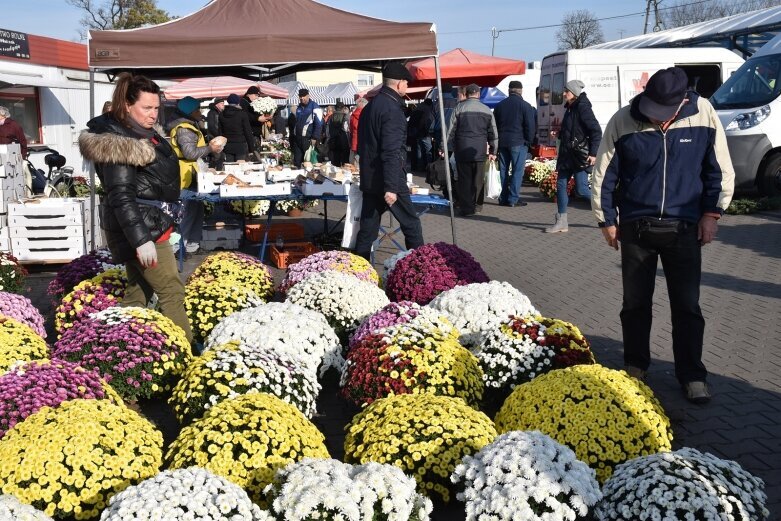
[0,292,46,338]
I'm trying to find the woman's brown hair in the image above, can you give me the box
[110,72,161,124]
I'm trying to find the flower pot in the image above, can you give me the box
[286,208,303,217]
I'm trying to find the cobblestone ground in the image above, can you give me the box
[24,180,781,519]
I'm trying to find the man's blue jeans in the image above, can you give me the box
[498,145,527,205]
[556,169,590,214]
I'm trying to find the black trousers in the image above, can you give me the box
[354,191,424,260]
[456,160,485,214]
[619,219,706,384]
[291,136,309,168]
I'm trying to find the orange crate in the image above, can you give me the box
[532,144,557,159]
[245,222,305,243]
[270,241,320,269]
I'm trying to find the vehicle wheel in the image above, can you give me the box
[758,154,781,197]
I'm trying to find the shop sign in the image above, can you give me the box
[0,28,31,60]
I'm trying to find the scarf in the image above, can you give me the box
[125,117,156,140]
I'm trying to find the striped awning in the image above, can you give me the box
[164,76,288,100]
[277,81,359,106]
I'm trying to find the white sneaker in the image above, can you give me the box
[185,241,200,254]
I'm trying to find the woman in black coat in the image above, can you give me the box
[545,80,603,233]
[79,72,192,341]
[219,94,255,161]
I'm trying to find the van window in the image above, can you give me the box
[711,55,781,109]
[676,64,722,98]
[552,72,565,105]
[539,74,551,106]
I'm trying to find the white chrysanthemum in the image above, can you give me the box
[427,281,538,349]
[100,467,265,520]
[264,458,432,521]
[477,317,555,389]
[452,431,601,521]
[596,448,770,521]
[381,250,414,286]
[0,495,54,521]
[205,302,343,376]
[286,271,389,342]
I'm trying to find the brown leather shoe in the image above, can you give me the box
[623,365,647,381]
[685,381,711,404]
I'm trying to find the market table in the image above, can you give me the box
[179,189,450,267]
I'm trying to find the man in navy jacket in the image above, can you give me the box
[292,89,323,167]
[354,62,424,260]
[493,81,536,207]
[592,67,734,404]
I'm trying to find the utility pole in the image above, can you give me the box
[644,0,663,33]
[491,27,500,56]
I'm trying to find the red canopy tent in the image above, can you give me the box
[407,48,525,87]
[164,76,287,100]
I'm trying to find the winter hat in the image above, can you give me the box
[213,97,226,104]
[177,96,200,115]
[227,93,242,105]
[565,79,585,97]
[245,86,261,96]
[383,62,413,82]
[638,67,689,121]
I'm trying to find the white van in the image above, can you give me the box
[536,48,744,147]
[711,34,781,195]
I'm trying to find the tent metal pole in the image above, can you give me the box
[89,69,96,251]
[433,55,457,245]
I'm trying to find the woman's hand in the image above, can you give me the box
[136,241,158,268]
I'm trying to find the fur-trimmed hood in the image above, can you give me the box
[79,114,161,166]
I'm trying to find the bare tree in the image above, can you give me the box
[556,10,605,50]
[662,0,781,28]
[68,0,171,39]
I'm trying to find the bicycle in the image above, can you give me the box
[24,146,78,198]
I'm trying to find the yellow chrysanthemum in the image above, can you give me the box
[0,316,48,374]
[495,364,673,482]
[188,252,274,301]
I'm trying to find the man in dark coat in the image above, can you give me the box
[353,62,424,260]
[219,94,255,161]
[205,97,224,140]
[493,80,536,207]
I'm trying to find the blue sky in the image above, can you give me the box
[5,0,649,62]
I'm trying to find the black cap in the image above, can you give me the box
[508,80,523,89]
[245,86,261,95]
[465,83,481,95]
[335,100,345,110]
[213,97,226,104]
[383,61,413,82]
[298,88,310,97]
[638,67,688,121]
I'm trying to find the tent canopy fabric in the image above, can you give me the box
[163,76,288,100]
[88,0,437,79]
[479,87,507,108]
[275,81,359,106]
[407,48,526,87]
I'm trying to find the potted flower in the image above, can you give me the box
[340,321,483,407]
[54,268,127,338]
[285,270,389,346]
[451,430,602,521]
[188,251,274,302]
[101,467,266,520]
[170,340,321,425]
[495,364,673,483]
[348,300,457,351]
[385,243,490,305]
[166,393,330,503]
[229,199,271,218]
[279,250,380,295]
[52,307,192,401]
[274,197,318,217]
[0,291,46,338]
[46,249,118,304]
[205,302,343,378]
[427,281,538,350]
[0,251,27,294]
[344,393,497,502]
[0,359,121,438]
[597,448,770,520]
[0,494,53,521]
[184,278,266,344]
[0,316,48,374]
[539,170,575,200]
[524,158,556,185]
[0,399,163,519]
[381,250,413,286]
[263,458,433,520]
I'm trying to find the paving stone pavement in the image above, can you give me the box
[22,179,781,519]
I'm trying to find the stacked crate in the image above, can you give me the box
[0,144,26,253]
[7,198,103,263]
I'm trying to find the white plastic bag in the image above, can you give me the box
[485,159,501,199]
[342,182,363,249]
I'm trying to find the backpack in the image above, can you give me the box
[426,158,453,201]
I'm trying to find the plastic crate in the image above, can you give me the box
[245,222,305,243]
[532,145,557,159]
[270,241,319,269]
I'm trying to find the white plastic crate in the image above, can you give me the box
[10,236,86,262]
[0,144,24,178]
[7,199,89,262]
[0,226,9,253]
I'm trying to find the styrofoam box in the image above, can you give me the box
[298,179,350,197]
[223,162,267,175]
[220,182,291,198]
[0,212,6,228]
[0,144,24,178]
[267,169,303,183]
[201,238,240,252]
[1,175,25,214]
[197,170,227,194]
[202,225,242,242]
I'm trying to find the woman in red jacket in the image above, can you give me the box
[349,97,368,165]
